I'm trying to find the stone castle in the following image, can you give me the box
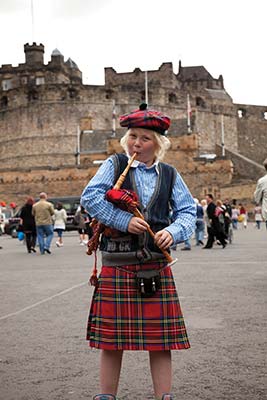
[0,43,266,206]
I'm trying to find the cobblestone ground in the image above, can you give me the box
[0,224,266,400]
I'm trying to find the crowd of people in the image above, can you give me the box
[179,195,264,251]
[0,182,266,257]
[1,192,263,255]
[0,192,93,254]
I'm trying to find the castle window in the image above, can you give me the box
[36,77,45,85]
[263,111,267,120]
[237,108,246,118]
[28,89,38,101]
[21,77,28,85]
[1,96,8,108]
[105,90,113,100]
[2,79,12,91]
[196,96,205,108]
[168,93,177,103]
[68,87,77,98]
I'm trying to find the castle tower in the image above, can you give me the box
[50,48,64,66]
[24,42,44,66]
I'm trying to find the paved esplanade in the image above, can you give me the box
[0,225,266,400]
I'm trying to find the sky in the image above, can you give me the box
[0,0,267,106]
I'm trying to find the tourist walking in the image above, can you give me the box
[74,206,89,245]
[239,203,247,228]
[195,198,204,245]
[254,204,263,229]
[32,192,54,254]
[231,201,240,230]
[53,202,67,247]
[19,196,37,253]
[203,194,227,249]
[223,198,232,238]
[81,103,196,400]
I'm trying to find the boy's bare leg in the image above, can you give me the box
[100,350,123,395]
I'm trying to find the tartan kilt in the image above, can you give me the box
[87,261,190,351]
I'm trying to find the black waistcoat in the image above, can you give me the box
[100,153,176,264]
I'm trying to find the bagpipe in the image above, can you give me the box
[87,152,175,286]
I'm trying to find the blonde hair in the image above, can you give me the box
[120,128,171,161]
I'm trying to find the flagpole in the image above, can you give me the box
[145,71,148,105]
[76,125,80,165]
[112,99,116,137]
[31,0,35,42]
[221,114,225,156]
[187,93,192,134]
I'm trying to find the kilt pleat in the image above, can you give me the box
[87,262,190,351]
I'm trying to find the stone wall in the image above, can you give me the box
[0,166,94,206]
[0,94,119,168]
[236,104,267,164]
[0,135,234,205]
[215,146,265,182]
[196,109,238,154]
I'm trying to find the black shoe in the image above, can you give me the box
[203,246,212,249]
[181,247,191,251]
[198,240,204,245]
[28,249,31,253]
[44,248,51,254]
[31,248,36,253]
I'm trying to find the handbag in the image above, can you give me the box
[136,269,161,297]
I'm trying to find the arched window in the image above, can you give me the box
[28,89,38,101]
[1,96,8,107]
[196,96,205,108]
[68,87,78,99]
[168,93,177,103]
[263,111,267,120]
[105,89,113,99]
[1,79,12,91]
[237,108,246,118]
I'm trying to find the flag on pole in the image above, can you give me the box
[112,99,116,137]
[187,94,192,134]
[145,71,148,106]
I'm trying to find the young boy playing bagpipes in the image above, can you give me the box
[80,104,196,400]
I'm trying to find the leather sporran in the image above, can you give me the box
[136,270,161,297]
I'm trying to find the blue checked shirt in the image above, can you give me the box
[81,156,196,244]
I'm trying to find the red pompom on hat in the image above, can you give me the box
[119,103,170,135]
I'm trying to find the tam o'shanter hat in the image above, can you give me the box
[119,103,171,135]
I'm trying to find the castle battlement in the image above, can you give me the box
[0,43,82,93]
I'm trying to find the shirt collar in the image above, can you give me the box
[126,153,159,174]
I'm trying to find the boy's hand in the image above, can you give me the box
[154,229,173,250]
[128,217,149,234]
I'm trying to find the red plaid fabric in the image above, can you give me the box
[119,107,171,135]
[87,262,190,351]
[105,188,139,212]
